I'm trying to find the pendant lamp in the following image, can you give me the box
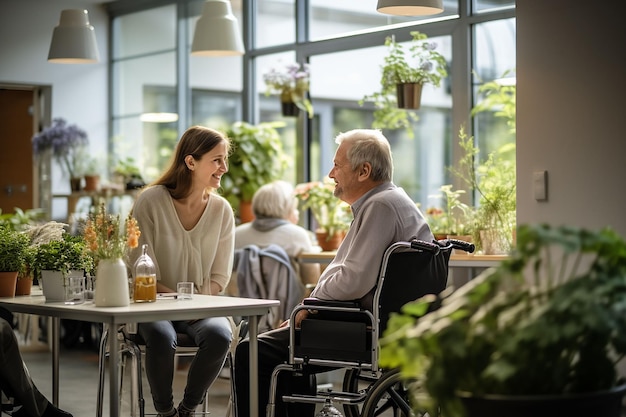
[191,0,244,56]
[48,9,99,63]
[376,0,444,16]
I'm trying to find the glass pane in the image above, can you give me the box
[473,0,515,14]
[112,52,176,118]
[256,0,296,48]
[310,0,458,41]
[112,4,176,59]
[472,18,516,157]
[257,53,300,186]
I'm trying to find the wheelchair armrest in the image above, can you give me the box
[302,297,361,309]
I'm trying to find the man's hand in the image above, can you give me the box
[279,309,311,329]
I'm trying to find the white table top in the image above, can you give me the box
[0,293,279,325]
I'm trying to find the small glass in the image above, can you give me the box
[133,244,157,303]
[85,275,95,302]
[65,275,85,305]
[177,282,193,300]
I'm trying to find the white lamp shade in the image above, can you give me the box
[191,0,244,56]
[376,0,444,16]
[48,9,99,63]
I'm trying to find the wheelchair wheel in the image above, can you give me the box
[341,368,382,417]
[360,368,415,417]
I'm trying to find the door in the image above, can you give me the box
[0,88,35,213]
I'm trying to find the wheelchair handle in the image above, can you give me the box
[410,239,441,255]
[446,239,475,254]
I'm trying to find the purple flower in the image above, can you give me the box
[32,118,89,178]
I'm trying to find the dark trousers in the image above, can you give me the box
[233,326,316,417]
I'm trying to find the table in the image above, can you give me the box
[300,251,507,268]
[0,294,279,417]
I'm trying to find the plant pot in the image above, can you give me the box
[238,200,255,224]
[458,384,626,417]
[479,229,511,255]
[281,101,300,117]
[396,82,423,109]
[15,274,33,296]
[0,271,18,297]
[95,258,130,307]
[83,174,101,191]
[70,177,82,192]
[40,270,65,301]
[315,231,344,252]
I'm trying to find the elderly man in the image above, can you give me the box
[233,128,433,417]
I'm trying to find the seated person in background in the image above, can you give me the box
[232,180,320,294]
[233,128,433,417]
[0,317,73,417]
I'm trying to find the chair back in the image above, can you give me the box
[235,244,303,332]
[374,239,451,335]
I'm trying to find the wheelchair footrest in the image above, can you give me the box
[283,390,367,405]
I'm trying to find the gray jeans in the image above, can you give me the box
[137,317,232,413]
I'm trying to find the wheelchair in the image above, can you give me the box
[267,238,475,417]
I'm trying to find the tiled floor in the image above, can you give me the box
[16,327,233,417]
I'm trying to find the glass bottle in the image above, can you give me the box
[133,244,157,302]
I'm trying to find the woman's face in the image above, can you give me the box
[192,140,229,190]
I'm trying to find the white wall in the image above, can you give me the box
[516,0,626,237]
[0,0,109,218]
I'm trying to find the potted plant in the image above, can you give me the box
[263,61,314,118]
[425,184,474,241]
[0,225,30,297]
[294,177,352,251]
[112,156,145,190]
[30,231,94,302]
[449,126,515,254]
[360,31,448,135]
[220,121,292,223]
[81,154,102,191]
[32,118,90,191]
[380,224,626,417]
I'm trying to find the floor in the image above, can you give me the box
[13,321,233,417]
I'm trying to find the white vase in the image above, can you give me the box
[95,258,130,307]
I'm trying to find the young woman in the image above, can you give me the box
[128,126,235,417]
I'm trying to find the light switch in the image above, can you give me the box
[533,170,548,201]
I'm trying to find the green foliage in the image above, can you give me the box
[0,208,47,232]
[0,226,30,272]
[31,233,94,278]
[425,184,473,236]
[360,31,448,135]
[472,70,517,135]
[220,121,292,212]
[380,224,626,417]
[450,126,516,252]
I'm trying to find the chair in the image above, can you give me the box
[266,238,475,417]
[96,325,211,417]
[234,244,302,333]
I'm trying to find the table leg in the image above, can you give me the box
[248,315,259,417]
[109,324,120,417]
[51,317,60,406]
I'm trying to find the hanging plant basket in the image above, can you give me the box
[396,82,423,109]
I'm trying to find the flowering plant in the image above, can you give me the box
[294,177,352,238]
[263,61,314,118]
[83,203,141,264]
[32,118,89,179]
[425,184,474,236]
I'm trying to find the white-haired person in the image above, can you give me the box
[233,128,433,417]
[233,180,320,292]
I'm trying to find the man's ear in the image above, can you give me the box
[358,162,372,181]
